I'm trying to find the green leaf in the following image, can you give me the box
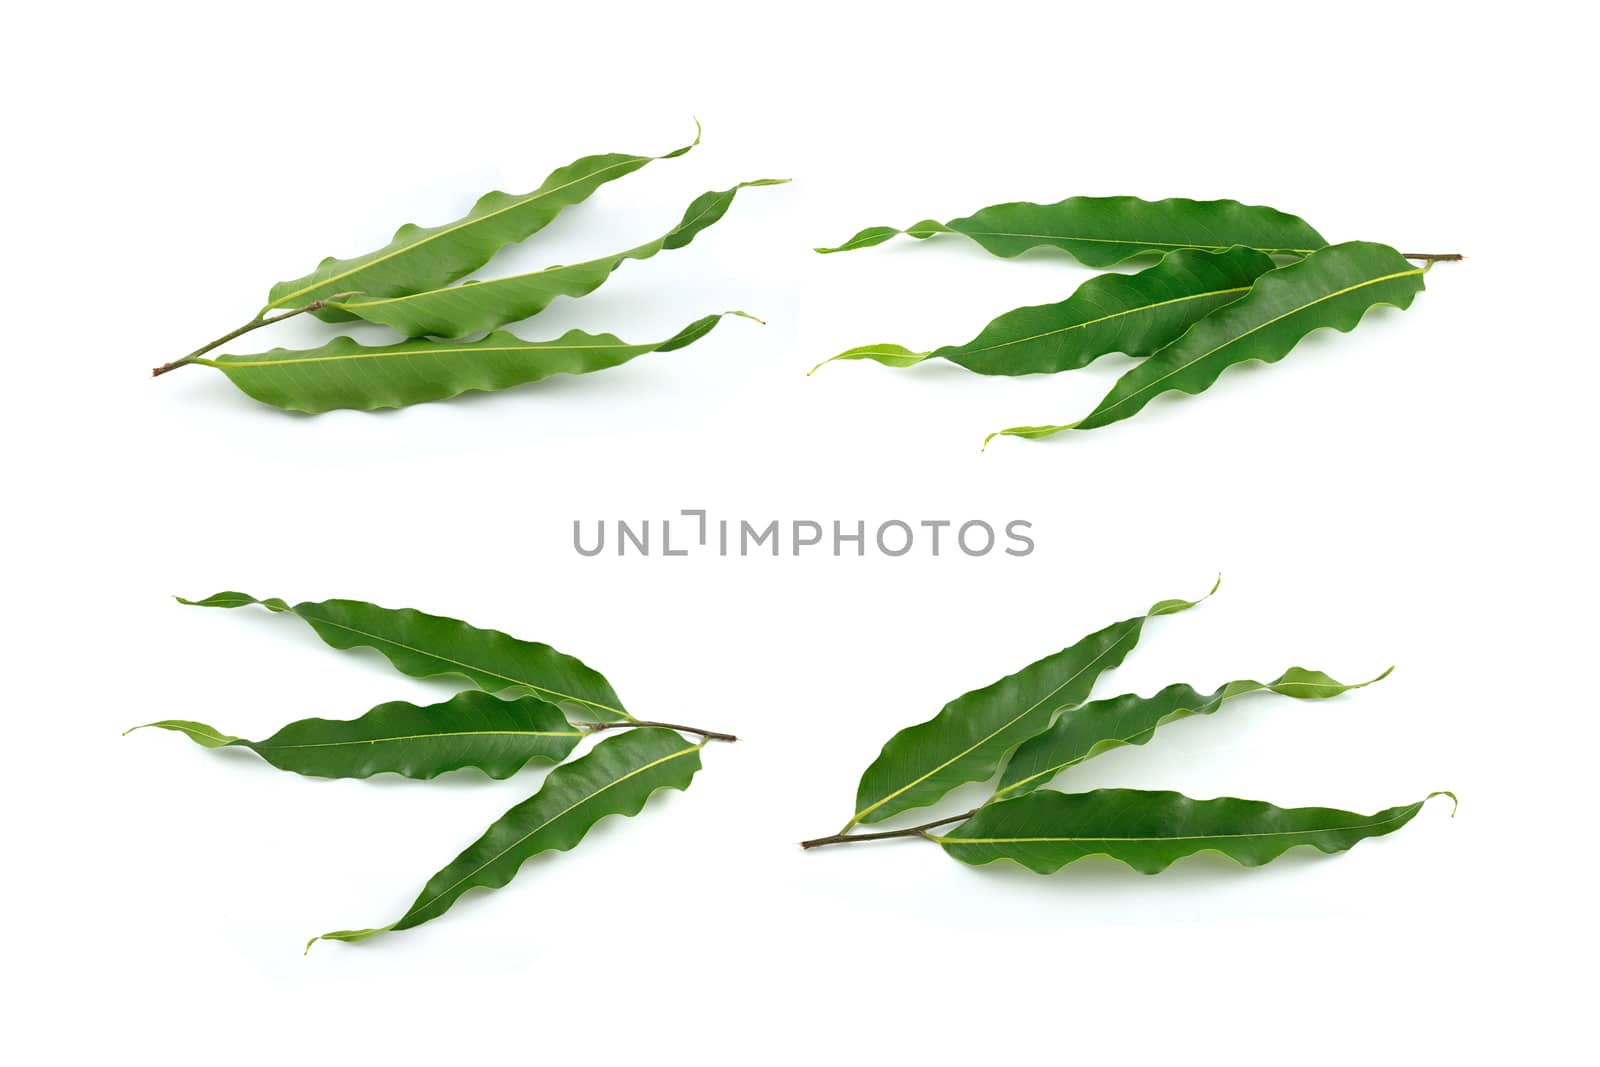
[265,124,700,319]
[199,311,756,413]
[127,690,583,780]
[329,180,787,338]
[933,787,1454,874]
[178,591,630,721]
[993,667,1392,801]
[846,581,1217,829]
[988,241,1427,443]
[815,195,1326,267]
[310,728,702,948]
[810,247,1275,376]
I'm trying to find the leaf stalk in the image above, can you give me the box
[800,811,973,849]
[578,719,738,743]
[152,293,361,377]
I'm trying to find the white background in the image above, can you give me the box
[5,1,1595,1062]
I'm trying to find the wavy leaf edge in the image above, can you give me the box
[265,120,703,315]
[844,577,1219,830]
[932,788,1456,875]
[985,241,1428,445]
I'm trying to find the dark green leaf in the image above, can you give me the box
[311,728,702,948]
[934,787,1453,873]
[266,124,700,319]
[127,690,583,780]
[846,581,1216,829]
[989,241,1427,443]
[994,667,1391,800]
[331,180,787,338]
[200,312,756,413]
[178,591,630,721]
[816,195,1326,267]
[812,246,1275,376]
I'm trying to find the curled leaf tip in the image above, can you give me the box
[304,936,319,955]
[1428,790,1459,817]
[727,310,765,325]
[981,432,998,451]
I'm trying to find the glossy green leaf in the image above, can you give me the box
[989,241,1427,443]
[311,728,702,948]
[199,311,755,413]
[329,180,787,338]
[178,591,631,721]
[933,787,1453,874]
[127,690,583,780]
[265,124,700,319]
[811,247,1275,376]
[846,581,1216,829]
[816,195,1326,267]
[993,667,1392,801]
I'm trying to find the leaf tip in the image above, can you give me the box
[726,310,765,326]
[1428,790,1459,817]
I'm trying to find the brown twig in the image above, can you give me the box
[579,719,738,743]
[1400,252,1464,262]
[800,811,974,849]
[151,292,361,377]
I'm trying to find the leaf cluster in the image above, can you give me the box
[804,581,1452,873]
[814,196,1458,444]
[129,592,735,948]
[157,123,785,412]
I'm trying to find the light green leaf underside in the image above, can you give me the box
[934,787,1453,874]
[848,579,1217,829]
[811,246,1275,376]
[202,312,754,413]
[988,241,1427,444]
[994,666,1392,800]
[310,728,702,949]
[815,195,1326,267]
[128,690,582,780]
[266,123,700,318]
[178,591,630,721]
[330,179,787,338]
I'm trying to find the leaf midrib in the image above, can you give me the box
[850,621,1142,825]
[403,742,701,923]
[931,802,1422,845]
[336,186,733,312]
[993,685,1239,798]
[292,609,626,717]
[210,338,638,371]
[257,728,582,751]
[992,676,1363,798]
[267,155,652,309]
[1087,266,1424,421]
[950,286,1251,358]
[947,231,1317,255]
